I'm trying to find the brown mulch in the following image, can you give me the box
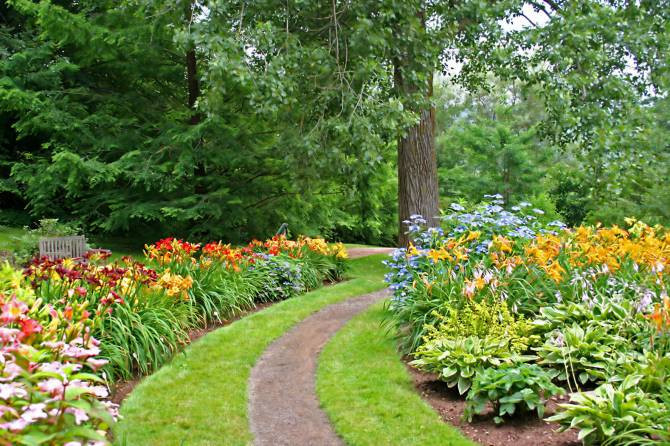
[407,365,580,446]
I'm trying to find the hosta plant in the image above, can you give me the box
[533,298,651,343]
[535,324,623,389]
[546,375,670,445]
[605,350,670,394]
[464,363,564,423]
[424,299,539,354]
[411,336,533,395]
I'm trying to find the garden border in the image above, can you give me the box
[114,254,389,445]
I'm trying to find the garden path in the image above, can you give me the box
[248,288,390,445]
[347,247,395,258]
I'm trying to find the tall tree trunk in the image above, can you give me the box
[185,0,200,125]
[395,67,439,247]
[186,48,200,124]
[185,0,205,197]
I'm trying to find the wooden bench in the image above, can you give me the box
[39,236,88,260]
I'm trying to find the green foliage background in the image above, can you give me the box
[1,0,669,243]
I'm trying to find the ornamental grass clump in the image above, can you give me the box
[384,195,670,441]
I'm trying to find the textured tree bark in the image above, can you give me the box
[185,0,205,197]
[186,48,200,123]
[185,0,200,125]
[397,107,440,246]
[395,66,440,247]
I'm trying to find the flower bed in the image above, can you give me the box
[1,235,346,444]
[385,197,669,444]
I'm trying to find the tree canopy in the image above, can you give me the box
[1,0,668,243]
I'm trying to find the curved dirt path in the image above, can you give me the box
[347,247,395,258]
[249,288,390,446]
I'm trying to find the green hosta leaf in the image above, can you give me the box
[579,371,589,384]
[621,374,643,391]
[545,411,571,423]
[499,394,522,404]
[461,367,475,378]
[441,366,457,378]
[569,414,589,428]
[577,427,597,441]
[458,376,471,395]
[500,402,516,416]
[602,424,615,437]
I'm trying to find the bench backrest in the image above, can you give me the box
[38,236,87,260]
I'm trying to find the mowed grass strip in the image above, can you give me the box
[0,226,27,250]
[317,302,476,446]
[114,254,389,446]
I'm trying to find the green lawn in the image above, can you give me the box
[0,225,26,251]
[0,225,142,260]
[344,243,382,249]
[317,302,475,446]
[114,254,389,446]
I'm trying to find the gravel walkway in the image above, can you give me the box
[248,288,390,446]
[346,247,395,258]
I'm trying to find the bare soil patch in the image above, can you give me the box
[407,365,580,446]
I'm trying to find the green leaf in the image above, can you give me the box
[577,427,597,441]
[500,402,516,416]
[457,376,471,395]
[441,367,457,378]
[579,372,589,384]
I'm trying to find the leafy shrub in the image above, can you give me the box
[605,350,670,394]
[547,375,670,445]
[535,324,623,388]
[424,299,539,354]
[411,336,532,395]
[464,363,564,423]
[533,298,651,342]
